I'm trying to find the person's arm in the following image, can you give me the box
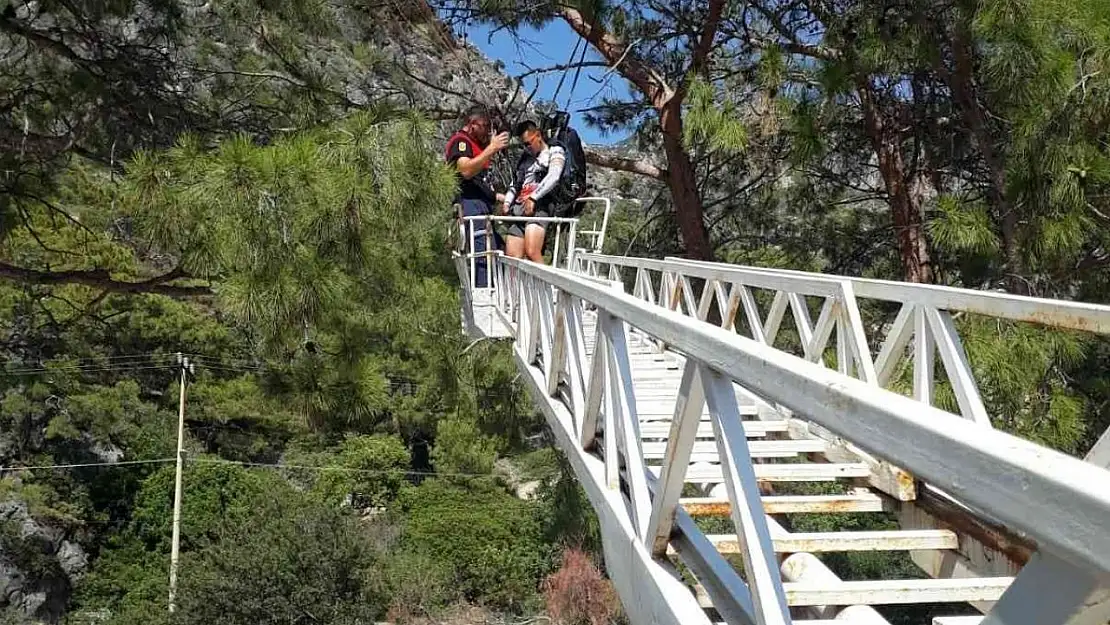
[456,132,509,179]
[529,148,566,200]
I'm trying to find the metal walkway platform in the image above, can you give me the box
[454,219,1110,625]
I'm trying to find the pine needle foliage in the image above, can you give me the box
[114,111,477,431]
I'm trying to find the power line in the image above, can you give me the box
[0,456,533,481]
[0,364,180,376]
[1,358,261,376]
[191,457,504,480]
[0,458,177,473]
[0,350,264,375]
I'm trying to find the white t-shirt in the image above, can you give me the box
[503,145,566,211]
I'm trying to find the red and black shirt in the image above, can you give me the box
[445,131,497,204]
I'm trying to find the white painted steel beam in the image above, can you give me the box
[648,463,872,483]
[638,420,788,438]
[784,578,1014,606]
[979,551,1110,625]
[467,252,1110,625]
[703,365,792,624]
[708,529,958,553]
[500,256,1110,576]
[641,438,826,460]
[645,362,705,556]
[649,255,1110,334]
[1086,423,1110,469]
[511,344,715,625]
[781,553,890,623]
[681,493,885,515]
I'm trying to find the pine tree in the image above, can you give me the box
[436,0,750,261]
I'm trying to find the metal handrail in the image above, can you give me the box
[664,255,1110,334]
[571,251,1110,428]
[575,252,1110,334]
[486,252,1110,625]
[456,214,580,290]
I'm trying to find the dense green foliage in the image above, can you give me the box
[394,479,552,610]
[5,0,1110,623]
[0,43,571,621]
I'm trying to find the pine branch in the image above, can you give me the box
[558,5,675,108]
[740,3,840,61]
[0,13,97,71]
[0,263,212,297]
[585,149,667,181]
[689,0,727,81]
[516,61,611,81]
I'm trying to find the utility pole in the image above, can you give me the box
[169,352,193,613]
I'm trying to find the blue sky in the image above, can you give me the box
[462,21,632,146]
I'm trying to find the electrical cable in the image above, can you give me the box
[0,458,178,473]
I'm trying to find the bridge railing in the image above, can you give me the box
[456,194,616,292]
[456,215,582,291]
[493,253,1110,625]
[572,252,1110,430]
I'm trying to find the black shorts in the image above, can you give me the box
[506,205,551,238]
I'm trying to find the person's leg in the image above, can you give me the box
[501,223,525,321]
[461,199,496,287]
[523,207,549,263]
[523,223,546,263]
[505,222,526,258]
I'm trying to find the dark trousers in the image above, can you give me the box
[459,198,504,288]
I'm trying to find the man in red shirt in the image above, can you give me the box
[446,106,509,288]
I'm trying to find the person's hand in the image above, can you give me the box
[489,131,510,152]
[523,197,535,216]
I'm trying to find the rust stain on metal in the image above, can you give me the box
[917,487,1034,566]
[895,469,917,501]
[712,539,742,554]
[725,296,741,331]
[823,499,869,513]
[1023,309,1101,334]
[682,501,732,517]
[683,496,882,516]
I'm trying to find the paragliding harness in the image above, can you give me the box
[540,111,589,218]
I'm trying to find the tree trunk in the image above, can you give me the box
[947,22,1027,294]
[887,169,933,284]
[858,85,934,283]
[660,101,714,261]
[556,6,716,261]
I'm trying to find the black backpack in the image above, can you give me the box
[542,112,589,218]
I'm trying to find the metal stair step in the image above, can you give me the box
[636,413,763,424]
[642,439,826,461]
[693,577,1012,608]
[638,420,787,439]
[681,491,884,515]
[708,529,958,553]
[636,402,759,418]
[648,462,871,483]
[782,577,1013,606]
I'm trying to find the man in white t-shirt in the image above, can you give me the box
[501,120,566,263]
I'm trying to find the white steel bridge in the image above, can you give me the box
[453,207,1110,625]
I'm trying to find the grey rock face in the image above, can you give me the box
[0,501,87,623]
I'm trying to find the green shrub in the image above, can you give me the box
[431,416,500,477]
[289,434,411,509]
[169,493,385,625]
[393,479,553,611]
